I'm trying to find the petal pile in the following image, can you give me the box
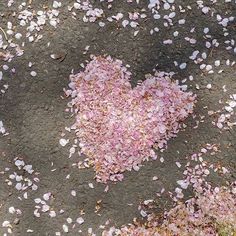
[66,56,196,182]
[103,186,236,236]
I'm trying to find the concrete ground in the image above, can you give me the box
[0,0,235,235]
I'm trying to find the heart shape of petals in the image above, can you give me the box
[66,56,196,183]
